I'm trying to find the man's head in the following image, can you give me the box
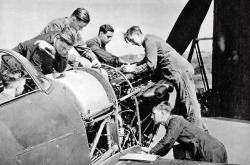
[151,101,172,125]
[69,8,90,31]
[123,26,143,46]
[54,27,77,56]
[2,70,26,96]
[98,24,114,45]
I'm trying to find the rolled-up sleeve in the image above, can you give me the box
[134,39,158,74]
[74,34,97,61]
[150,118,182,156]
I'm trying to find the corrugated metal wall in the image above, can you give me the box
[212,0,250,120]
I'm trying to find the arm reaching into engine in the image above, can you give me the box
[121,64,137,73]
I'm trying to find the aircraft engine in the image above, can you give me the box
[47,64,176,164]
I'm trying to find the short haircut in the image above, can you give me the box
[59,27,77,46]
[71,8,90,23]
[2,70,23,88]
[154,101,172,113]
[98,24,114,35]
[123,26,142,43]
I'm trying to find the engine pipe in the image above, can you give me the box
[106,122,112,149]
[154,84,174,98]
[82,102,115,121]
[118,88,141,102]
[90,119,109,158]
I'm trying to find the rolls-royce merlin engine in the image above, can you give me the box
[53,64,177,164]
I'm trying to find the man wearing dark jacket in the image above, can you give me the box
[12,27,77,74]
[86,24,128,67]
[123,26,208,131]
[141,101,227,163]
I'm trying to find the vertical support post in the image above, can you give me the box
[106,121,112,149]
[188,39,197,62]
[196,41,210,93]
[90,119,108,158]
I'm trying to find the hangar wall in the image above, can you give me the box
[212,0,250,120]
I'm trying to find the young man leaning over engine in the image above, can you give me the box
[12,27,77,75]
[122,26,208,131]
[40,8,101,68]
[86,24,129,67]
[141,101,227,163]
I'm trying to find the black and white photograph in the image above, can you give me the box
[0,0,249,164]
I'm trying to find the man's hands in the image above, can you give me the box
[34,40,56,58]
[121,64,136,73]
[72,56,101,68]
[75,56,92,68]
[118,58,129,65]
[91,58,101,68]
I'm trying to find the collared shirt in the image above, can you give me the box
[40,17,97,61]
[135,35,194,79]
[12,31,67,74]
[86,36,119,66]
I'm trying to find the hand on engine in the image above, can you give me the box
[91,59,101,68]
[118,58,130,65]
[75,56,92,68]
[122,64,136,73]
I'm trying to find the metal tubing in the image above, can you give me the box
[118,88,141,102]
[83,102,114,121]
[134,96,141,144]
[188,39,197,62]
[195,46,207,91]
[196,37,213,41]
[106,122,112,149]
[90,119,108,158]
[196,42,210,92]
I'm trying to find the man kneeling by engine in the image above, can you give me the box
[141,101,228,163]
